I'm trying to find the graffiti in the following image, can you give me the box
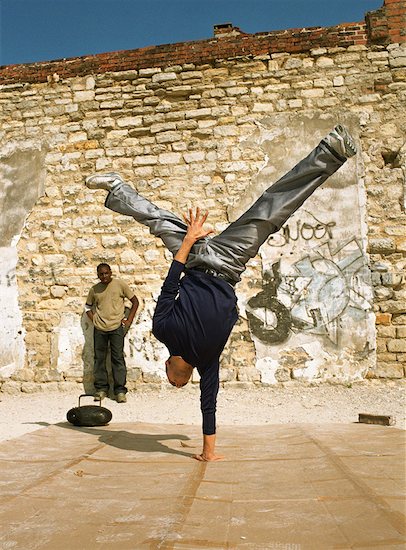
[246,261,292,344]
[267,211,336,247]
[247,238,372,346]
[0,267,16,287]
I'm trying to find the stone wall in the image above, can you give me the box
[0,0,405,393]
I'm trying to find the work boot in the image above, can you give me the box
[94,390,108,401]
[85,172,124,191]
[116,393,127,403]
[322,125,357,159]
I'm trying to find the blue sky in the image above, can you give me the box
[1,0,383,66]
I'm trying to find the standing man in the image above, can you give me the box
[85,124,357,457]
[85,263,139,403]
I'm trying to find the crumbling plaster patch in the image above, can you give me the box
[234,113,376,383]
[0,143,47,377]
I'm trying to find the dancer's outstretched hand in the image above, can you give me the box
[183,207,214,243]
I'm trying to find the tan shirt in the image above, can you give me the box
[86,278,134,332]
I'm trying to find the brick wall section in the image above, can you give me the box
[0,22,368,85]
[367,0,406,44]
[0,0,404,85]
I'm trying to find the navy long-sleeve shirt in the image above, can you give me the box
[152,260,238,435]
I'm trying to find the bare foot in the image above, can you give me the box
[192,453,225,462]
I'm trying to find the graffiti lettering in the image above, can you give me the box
[0,268,16,287]
[247,238,373,347]
[247,261,292,345]
[267,214,336,247]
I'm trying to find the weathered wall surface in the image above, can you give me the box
[0,0,405,392]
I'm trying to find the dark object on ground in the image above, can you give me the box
[67,394,112,427]
[358,413,395,426]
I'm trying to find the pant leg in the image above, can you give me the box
[105,182,212,268]
[93,328,109,392]
[205,141,346,283]
[109,326,127,395]
[105,184,188,256]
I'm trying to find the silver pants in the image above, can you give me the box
[105,141,345,284]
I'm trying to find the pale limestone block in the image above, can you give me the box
[150,122,176,133]
[1,381,21,394]
[133,166,154,177]
[172,142,188,151]
[44,105,66,116]
[301,88,324,98]
[311,48,327,56]
[207,89,226,98]
[185,108,211,119]
[105,130,128,141]
[367,51,389,60]
[76,237,98,250]
[22,109,43,118]
[120,249,142,264]
[43,254,67,265]
[316,57,334,67]
[222,161,249,172]
[98,215,114,226]
[42,207,63,217]
[68,132,88,143]
[74,90,95,102]
[85,76,95,89]
[133,155,158,166]
[303,58,314,68]
[85,149,104,159]
[100,117,116,128]
[60,240,75,252]
[314,78,333,88]
[96,158,111,170]
[102,235,128,247]
[26,242,37,252]
[214,125,238,137]
[45,186,60,198]
[226,86,249,96]
[152,72,177,83]
[181,71,203,80]
[144,249,161,262]
[21,383,39,393]
[106,147,126,157]
[336,52,361,63]
[117,116,143,128]
[284,58,303,69]
[333,76,345,86]
[388,339,406,353]
[183,151,205,163]
[50,285,67,298]
[380,301,406,314]
[389,55,406,68]
[252,103,274,113]
[73,216,98,227]
[316,98,339,107]
[359,94,381,103]
[100,100,125,109]
[371,363,404,378]
[156,131,182,144]
[158,152,182,164]
[288,99,303,108]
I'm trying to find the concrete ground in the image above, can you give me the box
[0,420,405,549]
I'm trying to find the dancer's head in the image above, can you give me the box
[165,356,193,388]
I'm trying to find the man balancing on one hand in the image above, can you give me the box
[85,124,357,461]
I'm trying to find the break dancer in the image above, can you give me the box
[85,125,357,461]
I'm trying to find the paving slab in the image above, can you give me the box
[0,421,404,549]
